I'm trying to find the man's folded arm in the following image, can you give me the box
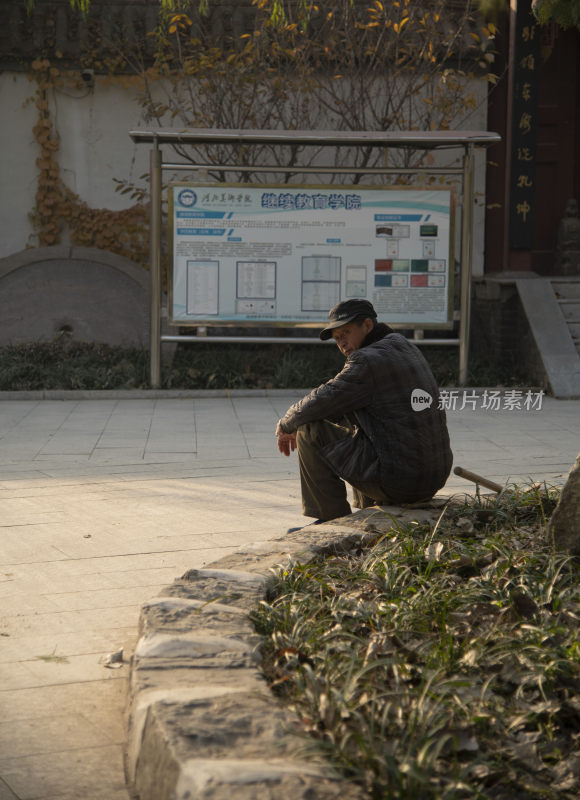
[278,356,376,433]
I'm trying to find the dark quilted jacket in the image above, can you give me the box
[279,326,453,502]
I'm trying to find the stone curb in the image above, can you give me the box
[125,503,447,800]
[0,388,309,401]
[0,386,547,402]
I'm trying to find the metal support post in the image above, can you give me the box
[459,143,475,386]
[149,144,162,388]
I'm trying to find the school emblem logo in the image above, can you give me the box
[178,189,197,207]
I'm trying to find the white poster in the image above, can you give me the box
[170,184,453,325]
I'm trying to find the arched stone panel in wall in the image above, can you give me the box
[0,246,149,347]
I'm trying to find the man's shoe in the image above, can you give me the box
[286,519,324,534]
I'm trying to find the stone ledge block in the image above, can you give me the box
[139,597,255,639]
[127,508,412,800]
[150,694,301,762]
[160,572,266,612]
[180,568,266,586]
[233,539,309,555]
[134,633,260,661]
[130,666,266,699]
[134,698,360,800]
[174,758,352,800]
[198,549,308,577]
[142,598,249,616]
[127,685,257,784]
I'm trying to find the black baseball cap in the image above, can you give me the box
[319,299,378,341]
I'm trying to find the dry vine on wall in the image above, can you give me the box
[28,57,150,269]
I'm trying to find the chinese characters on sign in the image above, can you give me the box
[509,0,541,249]
[261,192,362,211]
[438,389,544,412]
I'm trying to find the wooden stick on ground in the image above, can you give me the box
[453,466,503,494]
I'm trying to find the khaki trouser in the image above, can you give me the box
[296,418,392,521]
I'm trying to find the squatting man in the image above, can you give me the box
[275,299,453,525]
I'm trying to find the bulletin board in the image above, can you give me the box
[169,183,454,327]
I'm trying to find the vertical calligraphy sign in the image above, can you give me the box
[508,0,541,249]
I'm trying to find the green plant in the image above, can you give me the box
[0,340,149,391]
[252,484,579,799]
[0,338,542,391]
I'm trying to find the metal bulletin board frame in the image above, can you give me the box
[129,128,502,388]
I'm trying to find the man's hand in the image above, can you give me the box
[276,421,297,457]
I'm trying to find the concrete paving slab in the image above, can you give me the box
[0,662,45,692]
[0,745,127,799]
[0,628,136,663]
[42,585,175,613]
[0,678,127,725]
[19,653,128,688]
[0,606,139,638]
[0,714,115,759]
[0,779,19,800]
[0,391,578,799]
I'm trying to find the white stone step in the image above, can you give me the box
[552,279,580,300]
[558,301,580,322]
[517,278,580,397]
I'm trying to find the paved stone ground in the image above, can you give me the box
[0,391,578,800]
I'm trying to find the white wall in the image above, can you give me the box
[0,72,151,257]
[0,70,490,277]
[1,74,40,257]
[53,79,151,210]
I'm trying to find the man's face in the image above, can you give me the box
[331,318,374,357]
